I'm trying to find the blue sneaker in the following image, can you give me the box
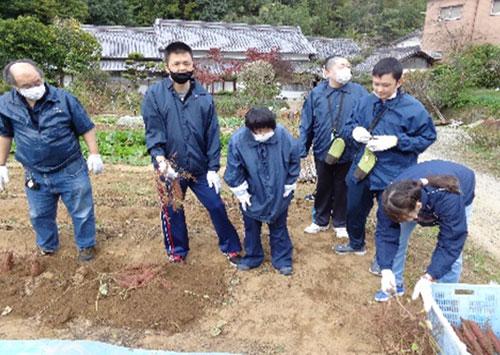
[374,285,405,302]
[333,244,367,256]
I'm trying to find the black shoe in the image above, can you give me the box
[78,247,96,262]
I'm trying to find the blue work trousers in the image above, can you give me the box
[24,156,96,252]
[160,174,241,258]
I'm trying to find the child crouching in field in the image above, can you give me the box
[224,108,300,276]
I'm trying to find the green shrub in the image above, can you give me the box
[429,63,464,109]
[68,69,143,115]
[237,60,280,104]
[454,44,500,89]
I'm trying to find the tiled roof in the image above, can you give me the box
[354,45,433,73]
[391,30,422,48]
[154,19,316,56]
[82,25,160,59]
[307,36,361,60]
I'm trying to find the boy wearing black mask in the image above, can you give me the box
[141,41,242,264]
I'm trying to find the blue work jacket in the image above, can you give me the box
[376,160,476,280]
[141,78,220,176]
[224,125,300,223]
[346,91,437,190]
[299,80,368,163]
[0,84,94,173]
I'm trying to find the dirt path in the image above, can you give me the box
[420,126,500,260]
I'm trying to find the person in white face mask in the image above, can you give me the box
[299,56,368,241]
[224,108,300,276]
[0,59,104,262]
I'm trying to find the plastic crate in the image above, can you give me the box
[428,283,500,355]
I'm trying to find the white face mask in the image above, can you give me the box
[335,68,352,85]
[252,131,275,142]
[18,83,46,101]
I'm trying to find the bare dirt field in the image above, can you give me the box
[0,162,498,354]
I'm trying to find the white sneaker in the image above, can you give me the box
[304,223,329,234]
[334,227,349,239]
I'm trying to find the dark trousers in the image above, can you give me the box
[346,178,383,249]
[240,208,293,270]
[313,159,351,228]
[161,174,242,258]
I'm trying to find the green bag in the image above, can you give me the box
[353,106,389,180]
[324,92,346,165]
[325,137,345,165]
[353,148,377,180]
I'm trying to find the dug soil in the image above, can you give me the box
[0,163,473,354]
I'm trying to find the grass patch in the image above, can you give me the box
[80,130,149,166]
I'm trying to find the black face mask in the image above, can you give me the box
[170,71,193,84]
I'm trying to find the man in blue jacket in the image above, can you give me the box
[375,160,475,305]
[224,108,300,275]
[334,58,437,265]
[0,59,103,262]
[141,41,241,263]
[300,56,368,238]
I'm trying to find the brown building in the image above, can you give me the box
[422,0,500,57]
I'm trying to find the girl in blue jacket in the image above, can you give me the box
[374,160,475,304]
[224,108,300,276]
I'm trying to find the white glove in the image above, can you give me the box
[229,181,252,211]
[412,275,434,312]
[0,165,9,191]
[237,192,252,211]
[87,154,104,174]
[207,170,221,194]
[381,269,397,294]
[156,157,178,180]
[283,183,296,198]
[367,135,398,152]
[352,126,371,144]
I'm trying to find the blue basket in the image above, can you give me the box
[428,283,500,355]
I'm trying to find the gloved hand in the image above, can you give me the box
[237,192,252,211]
[412,275,434,312]
[381,269,396,294]
[366,135,398,152]
[156,156,178,180]
[0,165,9,191]
[352,126,371,144]
[87,154,104,174]
[283,183,296,198]
[207,170,221,194]
[229,181,252,211]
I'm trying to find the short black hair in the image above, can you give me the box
[245,107,277,131]
[164,41,193,62]
[372,57,403,81]
[2,59,44,86]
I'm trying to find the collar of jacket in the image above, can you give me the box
[245,126,279,147]
[322,80,351,98]
[165,77,206,96]
[8,83,59,107]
